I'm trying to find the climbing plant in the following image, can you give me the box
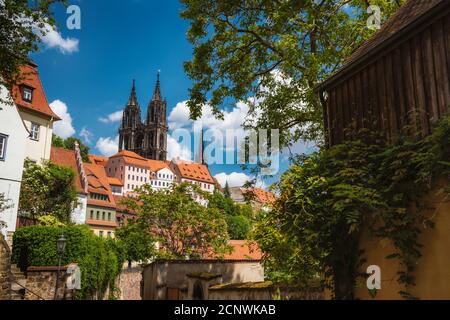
[252,115,450,300]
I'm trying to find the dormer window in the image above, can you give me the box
[22,86,33,102]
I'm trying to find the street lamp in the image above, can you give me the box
[54,235,67,300]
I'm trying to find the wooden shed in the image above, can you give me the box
[317,0,450,147]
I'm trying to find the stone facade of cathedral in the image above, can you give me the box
[118,74,168,161]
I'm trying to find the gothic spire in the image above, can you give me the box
[152,70,162,101]
[127,79,139,107]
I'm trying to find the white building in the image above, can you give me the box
[0,83,29,236]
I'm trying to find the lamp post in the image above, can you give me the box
[54,235,67,300]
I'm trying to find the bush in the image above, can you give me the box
[12,225,124,300]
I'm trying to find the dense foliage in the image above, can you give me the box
[122,183,231,259]
[115,220,157,265]
[52,135,91,162]
[0,0,64,97]
[18,159,78,223]
[253,116,450,299]
[208,190,253,240]
[12,225,124,300]
[180,0,406,146]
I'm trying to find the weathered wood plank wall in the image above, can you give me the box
[322,12,450,146]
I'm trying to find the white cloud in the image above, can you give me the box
[79,127,94,145]
[99,111,123,124]
[168,100,251,132]
[167,134,192,161]
[214,172,252,188]
[50,100,76,139]
[37,24,79,54]
[96,135,119,157]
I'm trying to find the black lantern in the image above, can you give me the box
[57,235,67,254]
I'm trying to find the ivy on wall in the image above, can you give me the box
[253,116,450,299]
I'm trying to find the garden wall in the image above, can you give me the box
[356,177,450,299]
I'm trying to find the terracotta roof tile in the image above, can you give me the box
[110,150,149,168]
[108,177,123,186]
[209,240,262,260]
[174,161,215,184]
[89,154,109,167]
[12,63,60,120]
[248,188,276,205]
[50,147,86,194]
[84,163,116,209]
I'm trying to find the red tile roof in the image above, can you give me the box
[110,150,149,168]
[173,161,215,184]
[147,159,170,172]
[107,177,123,186]
[84,163,116,209]
[50,147,86,194]
[225,240,262,260]
[248,188,276,205]
[12,63,60,120]
[89,154,109,167]
[209,240,262,261]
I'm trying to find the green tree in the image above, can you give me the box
[208,190,252,239]
[180,0,406,146]
[18,159,78,223]
[224,181,231,198]
[52,134,91,162]
[122,183,231,259]
[0,0,64,97]
[225,215,251,240]
[115,220,157,266]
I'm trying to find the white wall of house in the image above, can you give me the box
[18,110,54,162]
[149,167,176,190]
[72,194,88,225]
[0,87,28,236]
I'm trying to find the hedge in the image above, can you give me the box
[11,225,124,299]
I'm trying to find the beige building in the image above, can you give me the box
[12,62,60,163]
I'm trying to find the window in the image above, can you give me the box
[0,134,8,161]
[108,212,111,220]
[90,210,94,219]
[102,212,106,220]
[96,211,100,220]
[30,123,40,141]
[99,231,104,238]
[22,86,33,102]
[107,232,112,238]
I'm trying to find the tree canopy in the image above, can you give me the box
[180,0,406,146]
[252,116,450,299]
[0,0,64,95]
[208,190,253,239]
[18,159,78,223]
[122,183,231,259]
[52,134,91,162]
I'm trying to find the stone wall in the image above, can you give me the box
[0,233,11,300]
[208,282,324,300]
[25,266,75,300]
[118,266,142,300]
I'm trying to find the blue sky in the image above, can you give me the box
[30,0,314,189]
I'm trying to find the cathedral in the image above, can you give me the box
[118,73,168,161]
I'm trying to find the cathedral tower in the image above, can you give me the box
[118,73,168,161]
